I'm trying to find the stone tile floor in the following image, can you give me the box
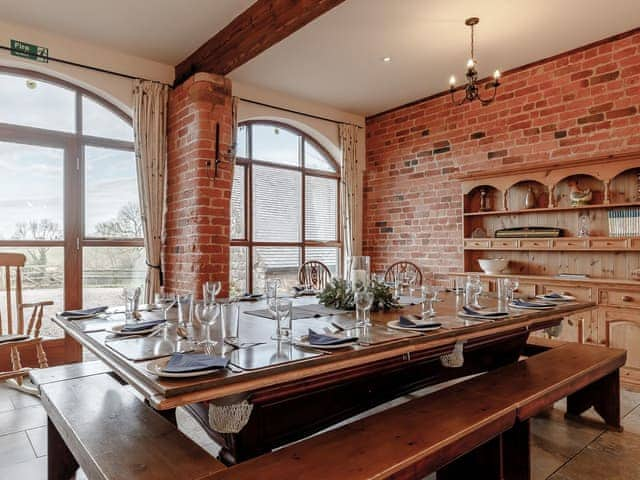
[0,381,638,479]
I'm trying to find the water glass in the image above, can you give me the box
[265,278,281,301]
[407,272,417,297]
[503,278,519,303]
[422,285,438,317]
[203,281,222,305]
[269,298,292,341]
[220,301,240,344]
[465,274,482,306]
[354,289,374,328]
[176,293,193,327]
[122,288,136,324]
[195,302,220,346]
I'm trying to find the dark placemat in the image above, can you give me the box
[229,343,323,370]
[68,314,125,333]
[296,304,349,317]
[102,335,194,361]
[244,308,319,320]
[348,325,421,346]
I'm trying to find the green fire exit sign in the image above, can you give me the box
[11,39,48,63]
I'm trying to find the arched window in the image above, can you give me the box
[0,68,143,337]
[230,121,341,294]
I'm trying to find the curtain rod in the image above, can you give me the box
[238,97,363,129]
[0,45,172,86]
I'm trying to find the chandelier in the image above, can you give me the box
[448,17,500,106]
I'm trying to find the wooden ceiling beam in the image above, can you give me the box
[174,0,347,85]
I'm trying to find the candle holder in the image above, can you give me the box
[349,256,370,290]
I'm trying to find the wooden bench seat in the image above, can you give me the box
[29,360,112,388]
[523,335,568,356]
[41,373,226,480]
[207,343,625,480]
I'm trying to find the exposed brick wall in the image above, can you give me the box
[364,30,640,277]
[164,73,234,297]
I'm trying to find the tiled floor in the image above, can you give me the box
[0,382,639,479]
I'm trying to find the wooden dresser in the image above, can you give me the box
[452,152,640,391]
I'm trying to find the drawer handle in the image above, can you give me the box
[622,295,633,302]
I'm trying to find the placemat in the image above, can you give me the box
[397,296,424,306]
[102,335,194,361]
[229,343,323,370]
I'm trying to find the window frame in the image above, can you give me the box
[0,67,141,311]
[232,120,341,293]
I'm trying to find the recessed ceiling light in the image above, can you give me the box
[382,57,392,63]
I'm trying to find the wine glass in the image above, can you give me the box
[269,298,292,342]
[354,289,374,328]
[421,285,438,317]
[407,272,418,298]
[161,293,176,333]
[195,302,220,346]
[466,274,482,307]
[504,278,519,303]
[203,281,222,305]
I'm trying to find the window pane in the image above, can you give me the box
[0,247,64,337]
[85,147,141,238]
[253,165,301,242]
[305,247,339,277]
[231,165,245,240]
[236,124,248,158]
[0,142,64,240]
[82,96,133,142]
[253,247,300,294]
[252,124,300,167]
[0,73,75,132]
[305,141,336,172]
[305,176,337,241]
[83,246,146,307]
[230,246,248,296]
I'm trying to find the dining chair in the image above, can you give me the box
[0,253,52,396]
[384,261,424,286]
[298,261,332,290]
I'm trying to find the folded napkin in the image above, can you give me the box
[398,315,441,329]
[462,305,508,317]
[308,329,357,346]
[61,306,108,317]
[121,319,166,333]
[543,292,564,299]
[511,299,555,308]
[164,352,229,373]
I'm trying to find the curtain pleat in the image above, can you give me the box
[133,80,169,303]
[339,124,362,273]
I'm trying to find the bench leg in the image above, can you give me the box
[565,370,622,432]
[502,419,531,480]
[436,436,502,480]
[48,417,79,480]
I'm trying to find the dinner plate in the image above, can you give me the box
[106,324,160,336]
[145,357,223,378]
[386,320,443,332]
[293,337,358,350]
[508,302,555,310]
[535,294,576,302]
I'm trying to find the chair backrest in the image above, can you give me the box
[298,261,332,290]
[384,261,423,286]
[0,253,26,336]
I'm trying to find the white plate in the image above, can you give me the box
[536,294,576,302]
[387,320,443,332]
[294,338,358,350]
[509,302,555,310]
[146,357,223,378]
[106,324,161,336]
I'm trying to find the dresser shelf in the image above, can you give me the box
[463,201,640,217]
[463,236,640,251]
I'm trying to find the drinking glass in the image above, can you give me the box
[407,272,418,298]
[465,274,482,306]
[161,293,176,332]
[203,281,222,305]
[176,293,193,328]
[354,289,374,328]
[220,301,240,345]
[422,285,438,317]
[122,288,136,325]
[269,298,293,341]
[195,302,220,346]
[503,278,519,303]
[265,278,281,301]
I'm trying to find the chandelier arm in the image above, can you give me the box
[477,83,499,105]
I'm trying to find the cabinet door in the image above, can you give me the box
[599,308,640,389]
[541,285,596,344]
[516,282,537,298]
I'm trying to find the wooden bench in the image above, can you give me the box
[29,360,113,388]
[41,373,226,480]
[523,335,568,356]
[206,342,625,480]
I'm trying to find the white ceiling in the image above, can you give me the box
[0,0,254,64]
[229,0,640,116]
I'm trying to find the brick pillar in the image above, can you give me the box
[164,73,234,297]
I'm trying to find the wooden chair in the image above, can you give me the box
[298,261,332,290]
[0,253,52,396]
[384,261,423,286]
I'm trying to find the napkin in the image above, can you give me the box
[462,305,508,317]
[398,315,442,328]
[308,329,357,346]
[511,299,555,308]
[61,306,108,317]
[121,319,166,332]
[164,352,229,373]
[542,293,564,299]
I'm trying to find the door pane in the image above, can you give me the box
[0,73,75,132]
[305,247,339,277]
[0,142,64,240]
[305,176,338,241]
[82,246,145,307]
[230,246,248,297]
[82,96,133,142]
[0,247,64,337]
[231,165,246,240]
[253,165,301,242]
[253,247,300,294]
[85,146,141,238]
[252,124,300,167]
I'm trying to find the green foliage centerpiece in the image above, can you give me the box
[317,278,400,312]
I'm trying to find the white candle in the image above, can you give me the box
[351,269,367,287]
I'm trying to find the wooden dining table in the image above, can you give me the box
[54,292,596,464]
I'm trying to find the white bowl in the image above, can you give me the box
[478,258,509,274]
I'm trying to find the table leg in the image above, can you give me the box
[48,417,79,480]
[502,419,531,480]
[566,370,622,432]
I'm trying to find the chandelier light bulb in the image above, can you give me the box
[449,75,456,87]
[467,58,475,70]
[493,69,501,80]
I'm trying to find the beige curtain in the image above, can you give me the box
[133,80,169,303]
[339,124,362,270]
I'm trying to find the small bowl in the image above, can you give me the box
[478,258,509,274]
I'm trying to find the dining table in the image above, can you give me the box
[54,291,596,464]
